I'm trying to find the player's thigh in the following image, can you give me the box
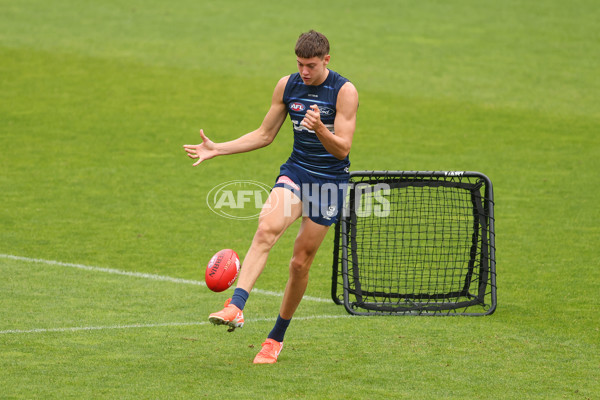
[292,217,330,258]
[257,186,302,235]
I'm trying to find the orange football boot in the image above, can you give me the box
[253,338,283,364]
[208,298,244,332]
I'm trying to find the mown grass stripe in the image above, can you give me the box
[0,254,330,303]
[0,315,351,335]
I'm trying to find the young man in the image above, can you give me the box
[184,30,358,364]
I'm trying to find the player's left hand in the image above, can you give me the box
[300,105,323,132]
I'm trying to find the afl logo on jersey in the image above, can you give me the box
[289,102,305,112]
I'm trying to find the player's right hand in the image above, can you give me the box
[183,129,219,166]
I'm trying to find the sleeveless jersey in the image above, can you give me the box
[283,70,350,179]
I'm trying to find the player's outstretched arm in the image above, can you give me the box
[183,76,289,167]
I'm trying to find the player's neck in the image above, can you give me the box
[311,68,330,86]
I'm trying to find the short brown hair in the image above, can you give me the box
[295,30,330,59]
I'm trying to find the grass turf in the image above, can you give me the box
[1,0,599,398]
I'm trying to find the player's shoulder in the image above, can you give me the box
[277,74,294,87]
[339,80,358,98]
[329,70,355,93]
[273,75,292,94]
[272,75,294,103]
[336,80,358,111]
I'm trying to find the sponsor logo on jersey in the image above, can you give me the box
[319,107,335,116]
[289,102,305,112]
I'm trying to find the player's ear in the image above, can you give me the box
[323,55,331,66]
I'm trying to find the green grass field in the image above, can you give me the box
[1,0,599,398]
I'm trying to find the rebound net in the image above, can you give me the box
[332,171,496,316]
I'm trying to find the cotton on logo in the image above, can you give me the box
[206,180,274,220]
[289,102,305,112]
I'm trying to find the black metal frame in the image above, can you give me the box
[331,171,496,316]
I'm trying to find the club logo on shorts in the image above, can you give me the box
[326,205,337,217]
[289,102,305,112]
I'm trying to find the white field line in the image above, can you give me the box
[0,254,329,303]
[0,254,346,335]
[0,315,351,335]
[0,321,209,335]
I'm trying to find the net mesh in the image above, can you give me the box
[332,172,496,316]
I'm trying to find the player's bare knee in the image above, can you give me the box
[289,254,312,276]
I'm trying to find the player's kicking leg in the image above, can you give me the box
[208,298,245,332]
[253,217,330,363]
[209,187,302,331]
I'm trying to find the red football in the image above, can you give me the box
[205,249,240,292]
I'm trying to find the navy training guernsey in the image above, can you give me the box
[283,70,351,179]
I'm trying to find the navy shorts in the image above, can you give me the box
[273,162,349,226]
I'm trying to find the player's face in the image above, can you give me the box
[297,55,330,86]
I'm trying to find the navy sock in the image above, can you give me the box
[230,288,249,310]
[267,315,291,343]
